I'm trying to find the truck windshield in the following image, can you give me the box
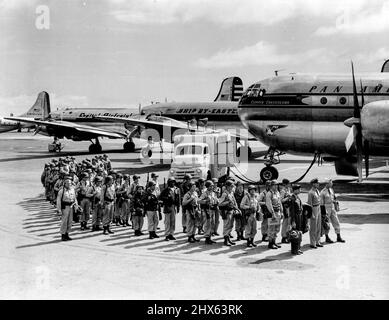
[176,145,203,155]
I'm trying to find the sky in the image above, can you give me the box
[1,0,389,116]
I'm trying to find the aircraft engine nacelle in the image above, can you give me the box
[361,101,389,147]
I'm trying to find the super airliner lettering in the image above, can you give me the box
[176,108,237,114]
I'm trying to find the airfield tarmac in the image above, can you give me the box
[0,132,388,300]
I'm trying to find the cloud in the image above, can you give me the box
[354,47,389,64]
[109,0,362,26]
[315,0,389,35]
[195,41,331,69]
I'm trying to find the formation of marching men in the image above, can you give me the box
[41,158,345,254]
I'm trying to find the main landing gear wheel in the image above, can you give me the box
[236,146,252,159]
[123,141,135,152]
[141,147,153,158]
[260,166,279,182]
[89,144,102,153]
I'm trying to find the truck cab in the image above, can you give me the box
[169,131,236,182]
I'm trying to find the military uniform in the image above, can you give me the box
[266,184,283,249]
[91,179,103,231]
[160,182,180,240]
[77,177,94,229]
[258,189,269,241]
[234,186,247,241]
[280,185,292,243]
[57,185,77,240]
[144,183,160,238]
[241,188,260,247]
[219,185,237,246]
[131,187,145,236]
[307,180,322,248]
[199,184,218,244]
[182,188,200,242]
[320,185,345,243]
[100,180,116,234]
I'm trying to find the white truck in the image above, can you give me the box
[168,131,237,182]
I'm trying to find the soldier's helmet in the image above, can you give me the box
[205,180,213,188]
[183,174,192,180]
[167,177,176,185]
[225,180,234,187]
[248,185,257,191]
[147,180,156,188]
[198,178,205,183]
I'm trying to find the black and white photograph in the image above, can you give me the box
[0,0,388,303]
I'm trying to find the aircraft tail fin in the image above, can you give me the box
[214,77,243,102]
[20,91,51,119]
[381,59,389,72]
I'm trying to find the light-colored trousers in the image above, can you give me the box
[186,211,196,236]
[268,216,281,241]
[245,214,257,239]
[80,198,91,222]
[281,217,291,238]
[261,218,268,236]
[164,211,176,236]
[102,202,114,227]
[325,206,341,235]
[120,200,131,222]
[222,211,234,236]
[204,210,215,237]
[60,205,73,235]
[147,211,159,232]
[309,206,322,245]
[92,204,103,226]
[133,215,144,231]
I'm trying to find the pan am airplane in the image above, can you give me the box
[238,60,389,182]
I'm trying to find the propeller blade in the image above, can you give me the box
[351,62,363,182]
[351,61,360,119]
[360,79,365,107]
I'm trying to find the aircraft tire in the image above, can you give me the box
[260,166,279,182]
[89,144,102,154]
[141,147,152,158]
[123,141,135,152]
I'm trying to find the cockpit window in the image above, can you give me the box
[243,84,262,97]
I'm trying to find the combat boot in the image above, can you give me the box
[115,218,120,226]
[152,231,159,238]
[135,230,141,236]
[125,219,131,227]
[275,241,282,248]
[281,237,289,244]
[107,226,114,234]
[84,222,90,230]
[251,239,257,247]
[247,238,253,248]
[95,225,102,231]
[268,239,278,249]
[103,226,108,235]
[228,237,236,245]
[325,235,334,243]
[183,227,187,233]
[224,236,231,246]
[61,234,68,241]
[80,221,85,230]
[149,232,154,239]
[188,236,196,243]
[168,234,176,240]
[65,233,72,241]
[262,234,268,242]
[205,237,214,245]
[337,234,345,243]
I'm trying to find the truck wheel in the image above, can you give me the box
[123,141,135,152]
[260,166,279,182]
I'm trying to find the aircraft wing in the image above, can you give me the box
[96,115,191,131]
[4,116,125,139]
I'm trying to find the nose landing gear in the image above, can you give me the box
[259,147,284,182]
